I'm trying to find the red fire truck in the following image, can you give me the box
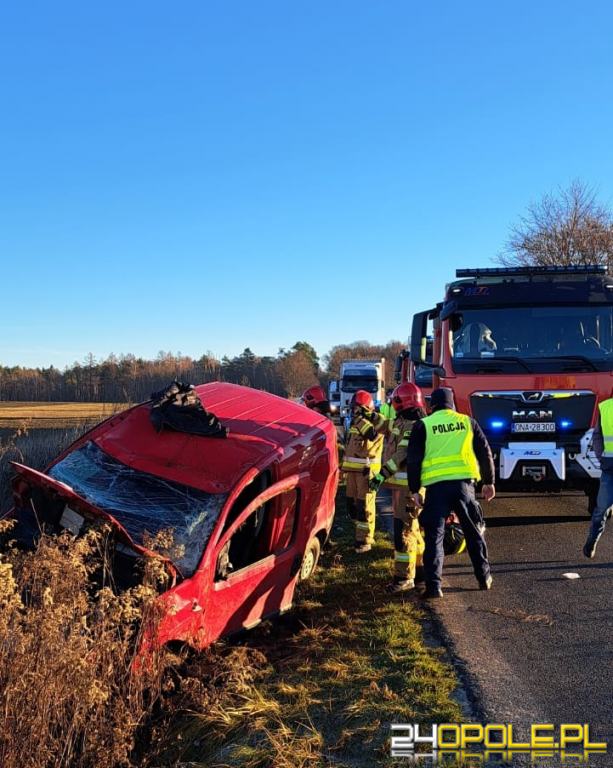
[409,265,613,511]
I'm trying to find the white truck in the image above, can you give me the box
[339,359,386,421]
[327,380,341,416]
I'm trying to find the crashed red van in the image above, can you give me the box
[9,382,339,649]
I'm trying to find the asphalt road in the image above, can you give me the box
[403,492,613,764]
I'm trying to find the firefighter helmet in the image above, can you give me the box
[391,382,425,412]
[351,390,374,411]
[443,519,466,555]
[302,385,328,409]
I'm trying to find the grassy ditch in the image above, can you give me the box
[162,495,463,767]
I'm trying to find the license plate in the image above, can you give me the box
[59,506,84,535]
[511,422,556,433]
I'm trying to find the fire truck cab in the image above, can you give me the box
[410,265,613,508]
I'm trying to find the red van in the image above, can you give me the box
[9,383,339,649]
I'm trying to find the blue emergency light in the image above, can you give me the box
[490,419,505,430]
[456,265,607,278]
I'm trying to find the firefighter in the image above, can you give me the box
[342,390,386,553]
[584,391,613,558]
[369,382,426,592]
[406,387,495,599]
[302,384,345,467]
[301,385,332,417]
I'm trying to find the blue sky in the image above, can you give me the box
[2,1,613,369]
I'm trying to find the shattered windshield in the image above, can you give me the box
[451,305,613,372]
[49,441,227,576]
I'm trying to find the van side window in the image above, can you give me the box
[215,489,298,580]
[222,470,271,535]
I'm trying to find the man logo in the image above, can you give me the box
[512,410,554,420]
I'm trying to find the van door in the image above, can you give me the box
[204,474,304,643]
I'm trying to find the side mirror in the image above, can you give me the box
[394,350,409,383]
[410,311,431,364]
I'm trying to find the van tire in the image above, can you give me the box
[299,537,321,581]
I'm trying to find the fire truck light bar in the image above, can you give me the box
[456,265,607,278]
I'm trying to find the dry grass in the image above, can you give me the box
[0,426,91,513]
[0,402,125,428]
[0,522,172,768]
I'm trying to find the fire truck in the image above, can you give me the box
[408,265,613,510]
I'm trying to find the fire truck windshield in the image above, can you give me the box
[450,305,613,372]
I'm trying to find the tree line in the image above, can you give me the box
[0,340,405,403]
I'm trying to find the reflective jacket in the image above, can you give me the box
[406,409,494,492]
[380,414,414,487]
[342,411,386,473]
[598,398,613,458]
[420,409,481,486]
[379,401,395,424]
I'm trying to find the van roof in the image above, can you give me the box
[63,382,332,494]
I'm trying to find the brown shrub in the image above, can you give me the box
[0,522,171,768]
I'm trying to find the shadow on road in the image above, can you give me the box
[486,514,588,526]
[447,562,613,575]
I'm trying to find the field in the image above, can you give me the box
[0,401,126,428]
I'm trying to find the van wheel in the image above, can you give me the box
[299,537,321,581]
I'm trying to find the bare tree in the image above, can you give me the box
[276,349,318,398]
[498,180,613,269]
[323,340,404,388]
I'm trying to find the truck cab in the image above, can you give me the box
[339,359,386,421]
[8,383,339,650]
[411,266,613,505]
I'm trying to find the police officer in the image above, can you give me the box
[342,390,386,553]
[406,387,495,598]
[584,390,613,557]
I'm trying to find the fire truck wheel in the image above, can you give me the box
[299,537,321,581]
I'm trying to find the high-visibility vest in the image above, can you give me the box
[599,398,613,457]
[421,409,481,486]
[379,402,395,422]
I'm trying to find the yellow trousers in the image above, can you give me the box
[346,471,376,545]
[391,488,425,581]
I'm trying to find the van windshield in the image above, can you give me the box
[49,441,227,576]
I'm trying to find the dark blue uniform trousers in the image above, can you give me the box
[419,479,490,590]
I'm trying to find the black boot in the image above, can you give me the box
[583,536,598,559]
